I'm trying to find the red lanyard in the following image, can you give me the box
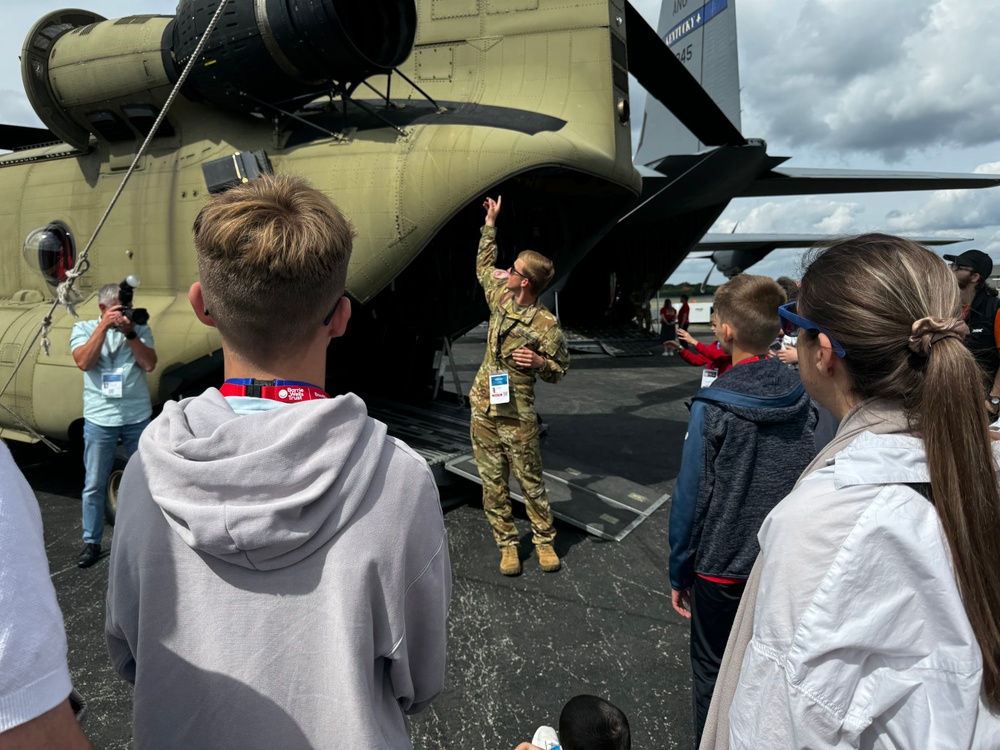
[220,379,329,403]
[734,355,765,366]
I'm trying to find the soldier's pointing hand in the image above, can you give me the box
[483,195,502,227]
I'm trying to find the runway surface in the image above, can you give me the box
[14,326,709,749]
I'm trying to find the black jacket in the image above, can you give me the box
[965,287,1000,391]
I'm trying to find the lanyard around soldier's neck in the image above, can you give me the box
[220,378,329,403]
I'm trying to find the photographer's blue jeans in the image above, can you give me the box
[82,419,148,545]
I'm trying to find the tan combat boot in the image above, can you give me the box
[536,544,561,572]
[499,546,521,576]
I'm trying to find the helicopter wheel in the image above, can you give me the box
[105,461,125,526]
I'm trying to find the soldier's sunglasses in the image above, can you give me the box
[508,265,526,279]
[778,302,846,358]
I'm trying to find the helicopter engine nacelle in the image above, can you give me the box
[171,0,417,112]
[21,1,417,150]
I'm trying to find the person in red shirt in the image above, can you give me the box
[677,294,691,331]
[665,312,733,375]
[660,299,678,355]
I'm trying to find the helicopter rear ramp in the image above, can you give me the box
[563,325,658,357]
[445,451,668,542]
[366,397,668,541]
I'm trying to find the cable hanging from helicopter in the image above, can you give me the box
[0,0,234,449]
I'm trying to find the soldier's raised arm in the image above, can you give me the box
[476,196,502,290]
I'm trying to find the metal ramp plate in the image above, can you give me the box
[365,397,472,472]
[598,339,656,357]
[563,325,657,357]
[445,451,668,542]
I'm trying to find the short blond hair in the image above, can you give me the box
[714,274,786,351]
[517,250,555,294]
[193,174,355,361]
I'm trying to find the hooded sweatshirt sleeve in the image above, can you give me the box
[105,455,152,685]
[382,449,452,714]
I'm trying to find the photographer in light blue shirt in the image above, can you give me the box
[69,283,156,568]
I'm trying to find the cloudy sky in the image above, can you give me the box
[1,0,997,283]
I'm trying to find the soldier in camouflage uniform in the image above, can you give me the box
[470,195,570,576]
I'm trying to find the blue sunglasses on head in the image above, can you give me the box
[778,302,846,358]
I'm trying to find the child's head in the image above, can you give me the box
[192,174,355,363]
[558,695,630,750]
[713,274,785,355]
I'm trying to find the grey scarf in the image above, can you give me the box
[698,399,912,749]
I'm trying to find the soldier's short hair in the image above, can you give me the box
[98,283,119,307]
[714,274,785,351]
[193,174,355,362]
[517,250,555,294]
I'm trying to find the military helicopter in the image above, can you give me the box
[0,0,995,451]
[0,0,654,447]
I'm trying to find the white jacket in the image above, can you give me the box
[729,432,1000,748]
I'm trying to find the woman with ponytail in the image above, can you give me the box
[722,235,1000,748]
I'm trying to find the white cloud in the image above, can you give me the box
[711,197,865,234]
[737,0,1000,162]
[885,160,1000,232]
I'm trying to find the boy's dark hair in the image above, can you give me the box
[714,274,785,352]
[775,276,799,303]
[680,294,689,302]
[558,695,630,750]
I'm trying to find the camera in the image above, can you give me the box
[118,275,149,326]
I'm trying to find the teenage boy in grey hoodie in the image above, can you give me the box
[667,275,815,746]
[105,175,451,750]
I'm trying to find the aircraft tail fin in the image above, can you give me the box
[633,0,741,165]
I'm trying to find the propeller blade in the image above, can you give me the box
[624,1,746,147]
[700,262,714,293]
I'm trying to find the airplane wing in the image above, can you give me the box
[691,233,971,279]
[694,233,971,251]
[0,124,57,151]
[741,167,1000,197]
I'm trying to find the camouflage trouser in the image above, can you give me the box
[470,412,556,548]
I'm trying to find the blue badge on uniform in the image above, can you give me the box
[489,371,510,404]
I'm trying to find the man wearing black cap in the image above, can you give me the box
[945,249,1000,416]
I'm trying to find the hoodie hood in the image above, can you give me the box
[137,389,386,571]
[700,357,810,425]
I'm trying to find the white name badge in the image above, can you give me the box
[489,371,510,404]
[700,368,718,389]
[102,369,124,399]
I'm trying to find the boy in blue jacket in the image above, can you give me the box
[668,274,816,745]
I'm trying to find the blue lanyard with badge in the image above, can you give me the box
[101,332,128,399]
[490,314,519,405]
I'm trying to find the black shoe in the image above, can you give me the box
[76,543,102,569]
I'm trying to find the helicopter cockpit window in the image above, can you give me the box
[85,109,133,142]
[122,104,175,139]
[24,222,75,286]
